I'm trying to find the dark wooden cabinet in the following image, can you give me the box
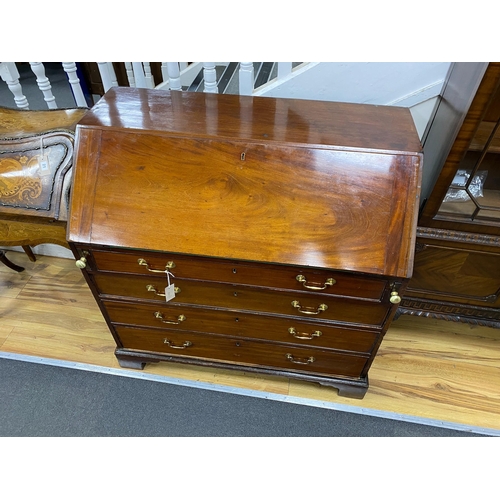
[68,87,422,398]
[400,63,500,328]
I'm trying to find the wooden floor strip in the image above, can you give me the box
[1,252,499,433]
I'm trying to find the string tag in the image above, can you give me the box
[38,136,50,176]
[164,270,176,302]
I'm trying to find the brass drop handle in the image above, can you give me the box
[286,353,315,365]
[296,275,336,290]
[75,257,87,269]
[138,258,176,273]
[155,312,186,324]
[163,339,192,349]
[146,284,181,297]
[288,327,322,340]
[390,291,401,304]
[291,300,328,315]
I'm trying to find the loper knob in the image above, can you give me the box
[390,290,401,304]
[75,257,87,269]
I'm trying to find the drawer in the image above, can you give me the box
[93,273,390,327]
[88,248,388,301]
[114,326,369,379]
[102,299,379,354]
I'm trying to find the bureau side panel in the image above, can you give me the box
[67,128,102,244]
[385,154,423,277]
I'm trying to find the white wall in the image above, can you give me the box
[256,62,451,105]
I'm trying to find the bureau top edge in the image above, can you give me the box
[76,87,423,155]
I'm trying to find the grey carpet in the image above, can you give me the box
[0,357,488,437]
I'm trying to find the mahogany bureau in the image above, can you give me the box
[68,87,422,399]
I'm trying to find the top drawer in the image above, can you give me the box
[87,248,389,301]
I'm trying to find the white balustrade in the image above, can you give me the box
[143,63,155,88]
[97,62,114,92]
[29,62,57,109]
[125,63,136,87]
[239,62,254,96]
[166,63,181,91]
[203,63,218,93]
[0,62,29,109]
[160,63,169,84]
[108,63,118,87]
[62,62,87,107]
[132,62,147,88]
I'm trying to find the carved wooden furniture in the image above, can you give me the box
[0,106,87,270]
[399,63,500,328]
[68,87,422,398]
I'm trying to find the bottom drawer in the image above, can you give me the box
[114,326,369,379]
[103,299,379,354]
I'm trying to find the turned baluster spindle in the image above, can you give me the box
[143,63,155,88]
[97,62,114,92]
[132,62,147,88]
[125,62,136,87]
[29,62,57,109]
[203,63,218,93]
[239,62,254,96]
[166,62,181,91]
[61,62,87,107]
[0,62,29,109]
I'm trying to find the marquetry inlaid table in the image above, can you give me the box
[0,106,87,271]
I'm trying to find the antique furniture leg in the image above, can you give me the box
[22,245,36,262]
[0,249,24,272]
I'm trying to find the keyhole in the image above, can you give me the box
[240,152,246,161]
[232,268,237,274]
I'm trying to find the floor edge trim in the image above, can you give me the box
[1,351,497,436]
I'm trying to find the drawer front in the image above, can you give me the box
[93,274,389,327]
[115,326,369,378]
[102,300,379,354]
[89,248,388,301]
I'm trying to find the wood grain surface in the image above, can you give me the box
[0,106,87,138]
[68,88,422,277]
[1,253,499,431]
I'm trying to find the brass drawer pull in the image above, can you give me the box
[286,353,315,365]
[291,300,328,315]
[155,312,186,324]
[163,339,192,349]
[296,275,336,290]
[146,284,181,297]
[138,258,176,272]
[288,327,322,340]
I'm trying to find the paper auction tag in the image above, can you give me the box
[164,271,176,302]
